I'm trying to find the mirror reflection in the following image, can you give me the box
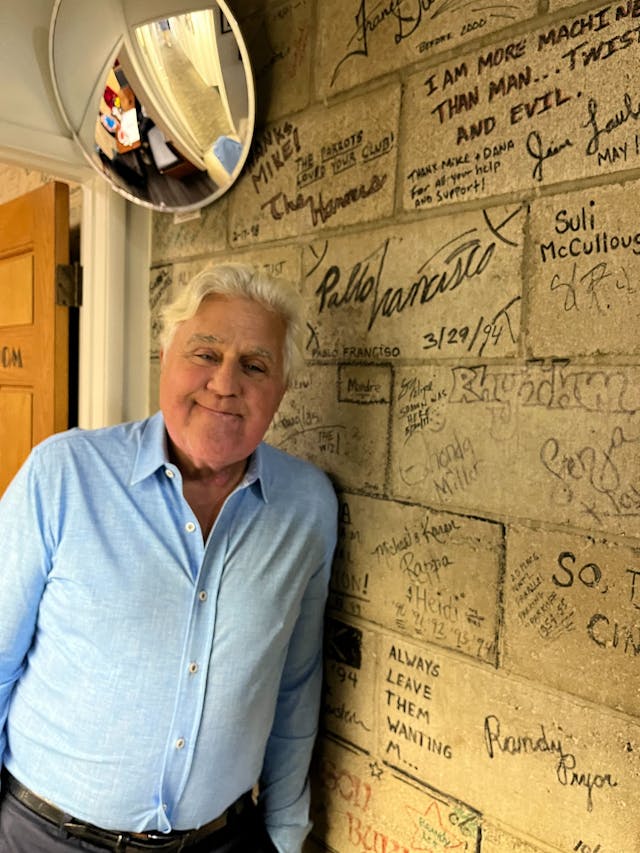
[50,3,254,213]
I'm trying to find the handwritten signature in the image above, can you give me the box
[484,714,618,812]
[260,173,387,227]
[540,425,640,517]
[550,260,630,314]
[584,92,640,156]
[331,0,438,86]
[314,230,495,331]
[526,130,573,182]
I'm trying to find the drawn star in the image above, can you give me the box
[368,760,383,780]
[406,799,465,851]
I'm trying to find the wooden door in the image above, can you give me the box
[0,182,70,494]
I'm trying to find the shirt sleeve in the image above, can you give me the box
[259,498,337,853]
[0,449,52,773]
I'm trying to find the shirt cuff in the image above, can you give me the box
[265,819,313,853]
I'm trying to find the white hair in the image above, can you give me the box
[160,263,304,382]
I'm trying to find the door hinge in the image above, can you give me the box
[56,262,83,307]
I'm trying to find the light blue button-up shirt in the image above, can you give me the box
[0,412,337,852]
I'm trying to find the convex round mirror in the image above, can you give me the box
[49,0,255,213]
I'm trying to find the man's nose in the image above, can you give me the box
[207,359,241,395]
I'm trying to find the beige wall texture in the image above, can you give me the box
[149,0,640,850]
[0,164,81,225]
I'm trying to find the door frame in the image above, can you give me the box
[0,140,151,429]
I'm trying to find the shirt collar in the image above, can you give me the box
[130,411,269,502]
[241,446,269,503]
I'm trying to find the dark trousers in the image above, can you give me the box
[0,789,278,853]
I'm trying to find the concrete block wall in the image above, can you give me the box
[0,165,48,204]
[148,0,640,850]
[0,165,81,226]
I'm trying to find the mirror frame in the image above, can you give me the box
[49,0,255,213]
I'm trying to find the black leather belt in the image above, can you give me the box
[2,770,251,852]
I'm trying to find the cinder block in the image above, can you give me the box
[528,182,640,358]
[389,362,640,537]
[0,165,53,205]
[547,0,588,10]
[482,821,560,853]
[401,6,640,211]
[240,0,313,122]
[150,265,174,357]
[301,204,525,362]
[374,633,640,852]
[377,634,456,785]
[228,85,400,245]
[266,363,391,493]
[314,0,537,97]
[328,492,503,664]
[309,735,481,852]
[504,524,640,716]
[150,203,226,265]
[149,360,160,412]
[206,245,303,294]
[322,617,378,751]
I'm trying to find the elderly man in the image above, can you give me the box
[0,264,337,853]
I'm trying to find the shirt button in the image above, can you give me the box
[165,469,174,479]
[175,738,185,750]
[188,662,199,674]
[185,522,196,533]
[198,591,208,602]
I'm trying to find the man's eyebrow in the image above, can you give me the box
[186,334,223,345]
[186,335,276,360]
[246,347,276,361]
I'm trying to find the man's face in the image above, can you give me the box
[159,295,287,476]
